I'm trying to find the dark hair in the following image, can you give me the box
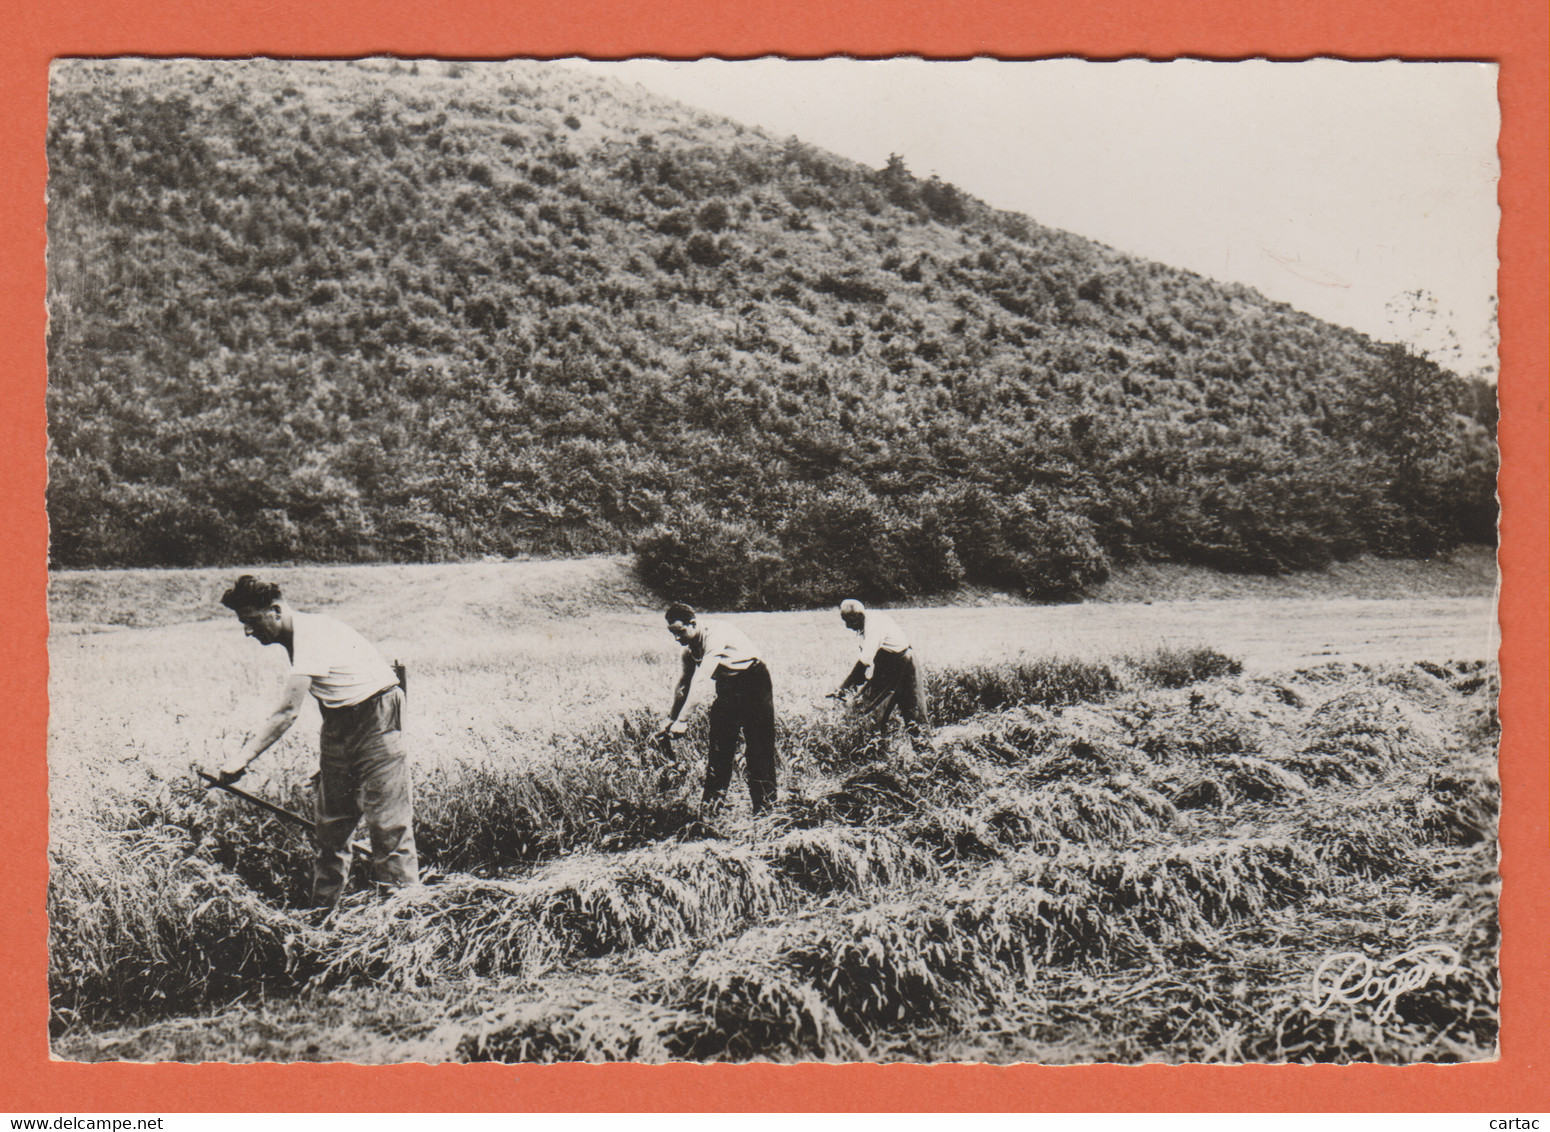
[664,602,697,624]
[221,575,282,612]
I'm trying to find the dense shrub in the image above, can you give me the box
[929,486,1109,601]
[774,483,963,607]
[684,233,727,268]
[634,506,786,610]
[696,199,731,232]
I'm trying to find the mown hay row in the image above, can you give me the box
[1414,764,1499,847]
[458,989,711,1064]
[1281,689,1449,785]
[903,808,1008,865]
[945,921,1496,1066]
[460,840,1496,1066]
[1283,812,1418,880]
[1262,758,1495,879]
[748,903,987,1033]
[1019,838,1317,951]
[982,708,1143,784]
[674,959,870,1061]
[321,841,792,988]
[457,891,1064,1062]
[1123,681,1299,763]
[806,761,1177,868]
[459,959,867,1063]
[975,781,1177,853]
[765,826,940,894]
[1160,754,1311,811]
[1259,976,1498,1064]
[458,837,1328,1063]
[325,823,948,992]
[456,875,1186,1062]
[1253,878,1498,1066]
[1373,666,1463,715]
[51,797,944,1028]
[53,659,1496,1057]
[817,766,928,823]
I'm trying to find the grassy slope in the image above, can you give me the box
[45,59,1497,580]
[48,546,1496,629]
[1089,544,1497,603]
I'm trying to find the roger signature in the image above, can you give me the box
[1307,943,1463,1021]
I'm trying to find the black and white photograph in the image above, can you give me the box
[44,56,1501,1065]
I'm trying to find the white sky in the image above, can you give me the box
[564,58,1500,376]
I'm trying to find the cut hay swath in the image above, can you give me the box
[458,891,1048,1061]
[321,841,792,989]
[456,836,1336,1063]
[454,978,712,1064]
[1162,753,1312,811]
[323,826,946,992]
[975,781,1178,851]
[454,856,1309,1062]
[1014,838,1318,953]
[994,707,1143,784]
[1415,764,1500,847]
[1285,811,1418,880]
[1282,689,1449,785]
[765,826,940,894]
[460,959,866,1063]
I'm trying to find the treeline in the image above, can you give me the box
[45,59,1497,606]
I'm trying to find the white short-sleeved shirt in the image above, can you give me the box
[287,611,398,709]
[856,610,910,669]
[678,619,762,716]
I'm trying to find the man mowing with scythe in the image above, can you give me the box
[828,599,934,755]
[655,602,778,817]
[211,575,421,907]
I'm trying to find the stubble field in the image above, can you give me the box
[46,555,1500,1063]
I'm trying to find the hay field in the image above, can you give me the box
[47,559,1499,1063]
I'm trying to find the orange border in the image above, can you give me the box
[3,0,1545,1114]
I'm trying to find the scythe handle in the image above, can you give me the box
[197,770,315,831]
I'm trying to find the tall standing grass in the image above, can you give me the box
[48,820,317,1031]
[929,658,1120,724]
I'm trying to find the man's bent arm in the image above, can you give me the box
[663,652,696,728]
[835,660,868,694]
[221,675,311,780]
[677,651,727,721]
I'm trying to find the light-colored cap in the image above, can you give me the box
[839,599,865,615]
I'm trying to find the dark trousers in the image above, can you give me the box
[705,661,778,814]
[314,686,420,905]
[853,648,932,740]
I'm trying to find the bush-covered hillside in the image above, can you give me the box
[45,59,1497,604]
